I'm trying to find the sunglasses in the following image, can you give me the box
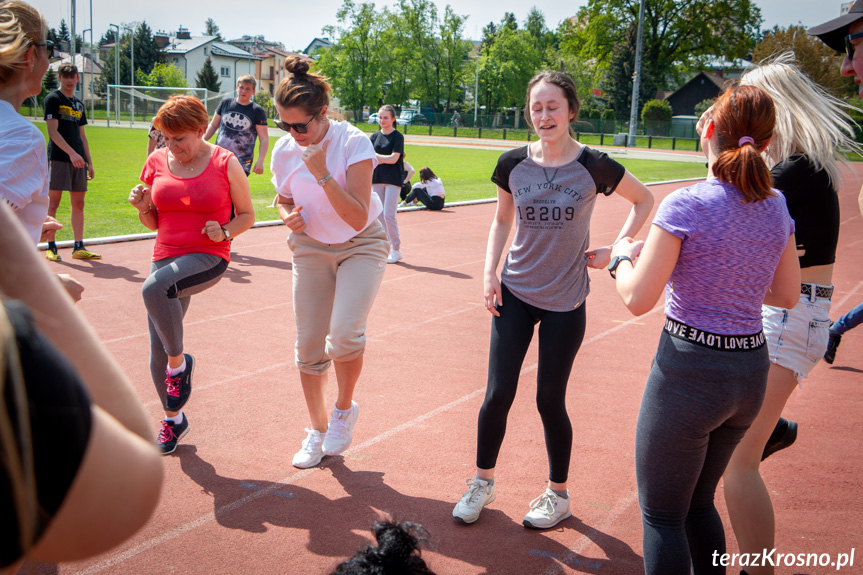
[845,31,863,60]
[33,39,56,59]
[275,114,317,134]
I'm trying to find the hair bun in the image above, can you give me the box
[284,56,310,75]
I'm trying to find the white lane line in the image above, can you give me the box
[833,280,863,309]
[541,489,640,575]
[76,303,659,574]
[74,388,486,575]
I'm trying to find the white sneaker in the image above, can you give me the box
[292,428,325,468]
[452,478,496,524]
[322,401,359,456]
[387,249,402,264]
[522,488,571,529]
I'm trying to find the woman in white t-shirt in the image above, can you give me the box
[400,166,445,211]
[271,57,389,469]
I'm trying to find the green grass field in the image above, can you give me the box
[35,124,708,240]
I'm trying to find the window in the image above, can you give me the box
[203,47,207,55]
[172,57,178,64]
[220,66,230,77]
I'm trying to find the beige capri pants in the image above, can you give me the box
[287,220,389,375]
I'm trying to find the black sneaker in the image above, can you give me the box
[761,417,797,461]
[824,325,841,364]
[165,353,194,412]
[156,416,189,455]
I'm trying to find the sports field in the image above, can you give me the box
[34,124,709,240]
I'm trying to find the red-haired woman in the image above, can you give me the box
[608,84,800,574]
[128,95,255,454]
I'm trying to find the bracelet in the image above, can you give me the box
[139,205,151,215]
[317,173,333,187]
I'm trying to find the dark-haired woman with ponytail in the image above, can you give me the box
[270,57,388,469]
[370,104,405,263]
[608,84,800,575]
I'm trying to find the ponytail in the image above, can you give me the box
[711,84,775,203]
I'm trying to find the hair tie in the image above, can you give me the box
[738,136,755,147]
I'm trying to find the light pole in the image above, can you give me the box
[70,0,76,77]
[88,0,93,122]
[109,23,119,123]
[122,22,138,126]
[627,0,646,147]
[474,52,479,126]
[82,28,90,112]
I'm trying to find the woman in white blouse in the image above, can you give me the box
[270,57,389,469]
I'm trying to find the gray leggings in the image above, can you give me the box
[142,253,227,410]
[637,330,768,575]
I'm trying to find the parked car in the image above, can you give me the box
[397,111,429,125]
[368,112,379,124]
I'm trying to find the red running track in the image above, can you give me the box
[22,167,863,575]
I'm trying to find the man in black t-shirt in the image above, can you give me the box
[43,63,99,261]
[203,74,269,176]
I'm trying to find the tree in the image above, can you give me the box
[436,6,472,111]
[396,0,470,113]
[694,98,714,117]
[561,0,762,95]
[133,22,165,76]
[642,98,672,135]
[524,6,557,60]
[196,56,221,92]
[479,26,542,112]
[378,6,413,108]
[57,19,70,51]
[92,23,164,95]
[254,90,272,109]
[98,30,114,46]
[601,21,655,116]
[146,62,187,87]
[204,18,223,42]
[315,0,386,116]
[753,25,852,98]
[40,68,58,103]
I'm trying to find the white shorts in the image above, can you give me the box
[762,285,832,382]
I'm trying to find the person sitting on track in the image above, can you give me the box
[608,83,800,575]
[400,167,445,211]
[129,95,255,455]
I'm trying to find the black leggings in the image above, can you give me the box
[476,283,586,483]
[405,186,444,211]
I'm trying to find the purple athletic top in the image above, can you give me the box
[653,179,794,335]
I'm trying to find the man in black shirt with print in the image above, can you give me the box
[43,63,98,261]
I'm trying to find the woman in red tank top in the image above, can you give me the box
[128,95,255,455]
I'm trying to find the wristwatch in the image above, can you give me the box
[221,226,231,241]
[608,255,633,279]
[317,173,333,187]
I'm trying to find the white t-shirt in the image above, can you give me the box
[415,177,445,197]
[0,100,49,244]
[271,120,381,244]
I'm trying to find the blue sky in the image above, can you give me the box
[30,0,842,55]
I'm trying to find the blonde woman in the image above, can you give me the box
[0,0,53,243]
[722,55,863,575]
